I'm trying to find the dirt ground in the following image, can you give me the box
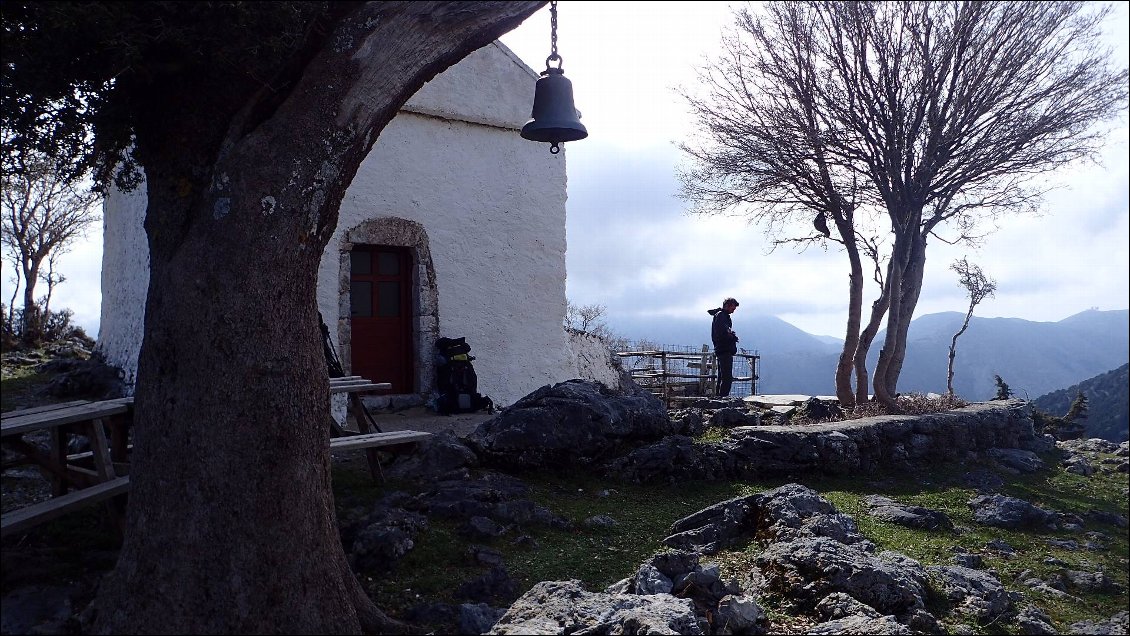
[364,405,494,438]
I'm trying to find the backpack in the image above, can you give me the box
[434,337,494,415]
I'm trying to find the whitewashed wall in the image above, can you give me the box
[97,183,149,387]
[97,42,614,407]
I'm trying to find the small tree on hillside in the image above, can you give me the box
[993,374,1013,400]
[947,258,997,396]
[1055,390,1090,439]
[0,154,100,345]
[1066,390,1089,421]
[1034,389,1089,440]
[565,300,606,332]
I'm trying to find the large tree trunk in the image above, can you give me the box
[20,256,41,341]
[853,283,889,406]
[834,222,863,408]
[873,219,925,410]
[873,228,909,410]
[884,232,927,391]
[90,3,544,633]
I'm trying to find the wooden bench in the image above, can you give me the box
[330,430,432,451]
[0,475,131,539]
[329,376,392,395]
[0,386,424,535]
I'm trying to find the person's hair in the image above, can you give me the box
[724,297,739,307]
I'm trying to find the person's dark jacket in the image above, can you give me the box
[709,308,738,355]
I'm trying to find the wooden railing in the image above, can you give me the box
[615,344,759,406]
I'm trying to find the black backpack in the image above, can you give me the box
[435,337,493,415]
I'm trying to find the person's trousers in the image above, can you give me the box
[717,353,734,397]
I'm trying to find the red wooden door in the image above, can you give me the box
[350,247,413,392]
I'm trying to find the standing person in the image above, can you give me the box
[708,298,740,397]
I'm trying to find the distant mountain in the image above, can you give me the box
[1032,363,1129,443]
[867,309,1129,401]
[611,309,1129,401]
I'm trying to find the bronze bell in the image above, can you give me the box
[521,66,588,153]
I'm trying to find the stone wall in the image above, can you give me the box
[605,398,1056,483]
[720,399,1053,477]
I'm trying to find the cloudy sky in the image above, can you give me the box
[4,1,1127,342]
[499,1,1130,340]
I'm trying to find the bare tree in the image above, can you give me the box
[680,1,1127,411]
[947,257,996,396]
[565,299,627,349]
[39,250,65,318]
[4,266,19,327]
[0,156,99,343]
[565,299,607,332]
[678,2,879,407]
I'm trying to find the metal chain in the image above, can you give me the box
[549,1,560,63]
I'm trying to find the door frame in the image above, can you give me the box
[337,217,441,396]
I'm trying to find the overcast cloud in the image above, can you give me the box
[501,1,1130,339]
[3,2,1126,343]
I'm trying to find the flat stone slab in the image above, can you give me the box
[745,395,840,407]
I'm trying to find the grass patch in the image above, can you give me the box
[1,370,56,412]
[509,470,753,591]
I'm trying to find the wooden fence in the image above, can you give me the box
[614,343,759,407]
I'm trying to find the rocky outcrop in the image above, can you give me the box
[465,379,674,469]
[715,400,1051,477]
[967,494,1058,530]
[491,484,966,634]
[488,579,705,635]
[862,495,954,531]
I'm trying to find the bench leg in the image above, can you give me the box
[49,429,68,496]
[107,414,131,464]
[88,418,116,481]
[347,393,383,434]
[346,393,385,481]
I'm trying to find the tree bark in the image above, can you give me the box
[884,231,927,394]
[833,218,863,408]
[90,2,545,633]
[947,306,975,396]
[873,222,925,410]
[20,256,41,341]
[853,283,889,406]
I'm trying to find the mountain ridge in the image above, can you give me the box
[1032,363,1130,442]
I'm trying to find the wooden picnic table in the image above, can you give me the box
[2,397,135,538]
[328,375,396,480]
[1,378,427,537]
[1,397,134,494]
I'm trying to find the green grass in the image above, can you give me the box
[1,369,55,412]
[508,470,750,591]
